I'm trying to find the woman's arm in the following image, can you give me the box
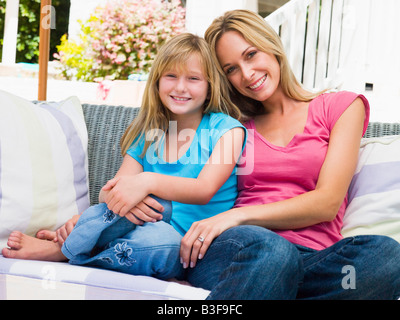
[181,98,366,268]
[105,127,245,216]
[234,98,366,229]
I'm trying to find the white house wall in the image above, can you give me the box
[185,0,258,36]
[339,0,400,122]
[68,0,109,41]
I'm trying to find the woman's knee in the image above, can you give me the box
[192,226,302,299]
[215,225,276,247]
[348,235,400,299]
[215,226,301,270]
[353,235,400,263]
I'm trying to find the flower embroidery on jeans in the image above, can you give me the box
[103,208,116,223]
[114,242,135,266]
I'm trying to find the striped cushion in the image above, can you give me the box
[342,135,400,242]
[0,90,89,248]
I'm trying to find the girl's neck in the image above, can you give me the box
[164,112,203,163]
[169,112,203,133]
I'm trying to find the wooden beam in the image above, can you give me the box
[38,0,52,101]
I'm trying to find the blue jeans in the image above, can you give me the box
[61,197,184,280]
[186,226,400,300]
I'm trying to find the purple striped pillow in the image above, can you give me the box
[343,135,400,242]
[0,90,89,248]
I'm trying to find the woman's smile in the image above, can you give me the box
[248,74,268,91]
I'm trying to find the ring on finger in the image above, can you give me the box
[197,236,205,243]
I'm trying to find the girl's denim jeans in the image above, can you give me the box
[61,197,184,280]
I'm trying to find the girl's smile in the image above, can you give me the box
[171,96,192,102]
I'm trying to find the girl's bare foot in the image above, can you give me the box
[2,231,67,262]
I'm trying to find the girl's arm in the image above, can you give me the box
[98,155,143,203]
[149,127,245,204]
[104,127,245,217]
[181,98,366,268]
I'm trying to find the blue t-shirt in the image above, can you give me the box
[127,112,246,235]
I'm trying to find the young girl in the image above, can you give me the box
[3,33,246,281]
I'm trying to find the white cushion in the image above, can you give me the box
[0,90,89,248]
[342,135,400,242]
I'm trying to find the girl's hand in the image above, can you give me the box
[125,196,165,225]
[180,210,240,269]
[104,174,149,217]
[36,214,81,246]
[55,214,81,245]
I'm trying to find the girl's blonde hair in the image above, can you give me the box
[120,32,241,156]
[205,9,322,118]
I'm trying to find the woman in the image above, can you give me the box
[180,9,400,299]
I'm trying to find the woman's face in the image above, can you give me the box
[216,31,281,103]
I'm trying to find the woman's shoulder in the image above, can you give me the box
[311,90,369,131]
[314,90,365,106]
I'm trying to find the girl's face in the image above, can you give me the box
[216,31,281,103]
[159,54,209,120]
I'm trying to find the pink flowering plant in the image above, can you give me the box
[55,0,186,81]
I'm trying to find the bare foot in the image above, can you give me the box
[2,231,67,262]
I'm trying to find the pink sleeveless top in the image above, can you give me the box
[235,91,370,250]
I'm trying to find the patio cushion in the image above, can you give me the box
[342,135,400,242]
[0,90,89,249]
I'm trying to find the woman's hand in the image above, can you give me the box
[180,209,241,269]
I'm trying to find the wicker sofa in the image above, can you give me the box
[83,104,400,204]
[1,100,399,300]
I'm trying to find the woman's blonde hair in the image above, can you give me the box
[205,9,322,117]
[120,32,241,156]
